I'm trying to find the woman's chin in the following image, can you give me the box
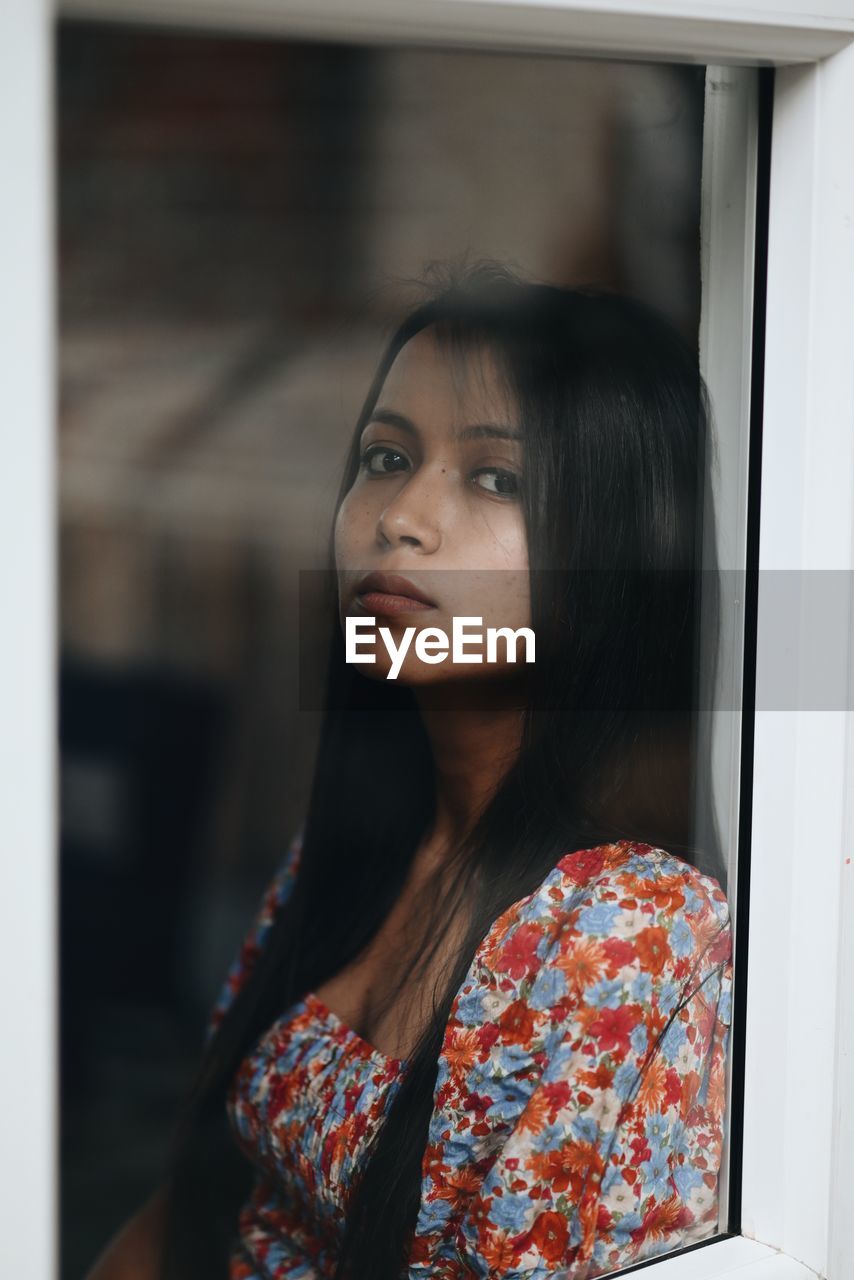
[358,664,528,704]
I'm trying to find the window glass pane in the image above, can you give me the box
[59,21,749,1279]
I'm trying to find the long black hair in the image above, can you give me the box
[159,259,723,1280]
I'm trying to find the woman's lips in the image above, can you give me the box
[352,571,438,616]
[356,591,435,615]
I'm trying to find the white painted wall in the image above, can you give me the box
[0,1,56,1275]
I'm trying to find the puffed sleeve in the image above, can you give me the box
[405,842,733,1280]
[203,824,304,1047]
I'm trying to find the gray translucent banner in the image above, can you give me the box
[295,569,854,712]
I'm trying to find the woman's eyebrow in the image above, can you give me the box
[367,407,522,442]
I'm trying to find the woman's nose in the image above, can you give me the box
[376,466,444,552]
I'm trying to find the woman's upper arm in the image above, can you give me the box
[87,827,305,1278]
[406,847,733,1279]
[83,1185,168,1280]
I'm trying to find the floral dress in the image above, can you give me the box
[206,828,733,1279]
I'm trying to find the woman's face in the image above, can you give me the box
[335,326,531,687]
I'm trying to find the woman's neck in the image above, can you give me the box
[413,675,527,857]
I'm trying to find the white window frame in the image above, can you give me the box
[5,2,853,1277]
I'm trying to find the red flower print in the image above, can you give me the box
[629,1135,652,1164]
[480,1022,501,1051]
[558,847,606,883]
[467,1194,495,1234]
[539,1079,572,1112]
[463,1092,494,1119]
[406,1237,434,1266]
[707,928,733,965]
[422,1144,446,1182]
[579,1061,615,1091]
[634,925,671,976]
[556,935,608,994]
[496,923,543,980]
[597,1203,615,1232]
[632,872,687,914]
[636,1054,668,1113]
[602,936,638,974]
[445,1026,484,1075]
[531,1140,602,1197]
[266,1070,301,1122]
[636,1195,694,1242]
[479,1229,520,1272]
[518,1088,557,1134]
[525,1209,570,1263]
[695,1001,716,1043]
[663,1068,682,1108]
[589,1003,643,1055]
[497,998,536,1045]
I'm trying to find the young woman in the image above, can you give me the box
[87,260,733,1280]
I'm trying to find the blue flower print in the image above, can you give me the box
[587,977,625,1009]
[455,990,487,1025]
[439,1134,475,1167]
[696,1056,713,1106]
[658,977,681,1018]
[531,1122,569,1153]
[487,1092,530,1123]
[673,1166,704,1201]
[701,968,722,1006]
[644,1112,670,1150]
[670,1117,690,1160]
[661,1018,688,1061]
[610,1211,644,1246]
[529,965,569,1010]
[682,886,702,915]
[250,1055,271,1095]
[490,1192,534,1234]
[577,902,622,934]
[669,916,695,958]
[631,969,653,1003]
[572,1115,599,1144]
[432,1059,451,1096]
[719,986,732,1025]
[493,1043,532,1077]
[418,1195,454,1232]
[623,851,659,877]
[640,1149,673,1201]
[645,1237,681,1261]
[613,1061,638,1100]
[630,1023,648,1056]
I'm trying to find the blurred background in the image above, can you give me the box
[57,19,707,1276]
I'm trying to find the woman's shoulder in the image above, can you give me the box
[204,824,304,1043]
[266,822,305,909]
[421,842,734,1275]
[238,823,305,949]
[477,838,731,994]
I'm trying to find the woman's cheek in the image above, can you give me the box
[333,494,365,563]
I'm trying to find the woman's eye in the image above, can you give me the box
[472,467,521,498]
[361,445,410,475]
[360,448,520,498]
